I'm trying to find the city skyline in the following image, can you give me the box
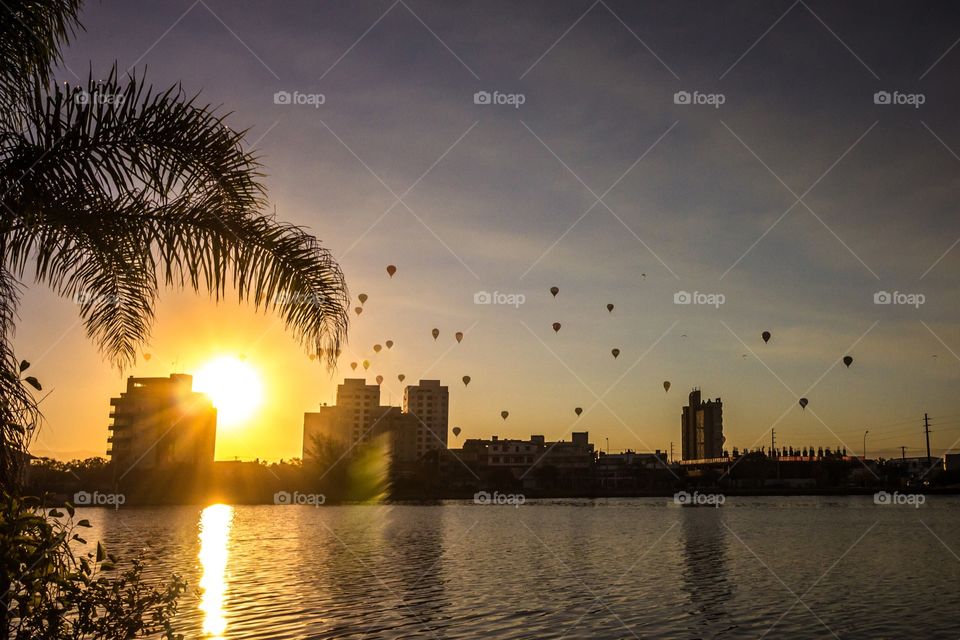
[16,0,960,463]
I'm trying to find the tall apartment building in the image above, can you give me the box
[108,374,217,471]
[302,378,422,464]
[680,388,725,460]
[403,380,449,459]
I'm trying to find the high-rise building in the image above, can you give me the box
[302,378,421,464]
[108,374,216,471]
[680,388,724,460]
[403,380,449,458]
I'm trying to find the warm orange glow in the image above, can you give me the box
[193,356,264,427]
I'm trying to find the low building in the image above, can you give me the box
[108,374,216,471]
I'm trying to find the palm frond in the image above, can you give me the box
[2,68,349,369]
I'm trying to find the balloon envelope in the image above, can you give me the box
[455,332,463,343]
[373,344,382,353]
[432,328,439,340]
[799,397,808,409]
[386,265,397,277]
[550,286,559,297]
[842,355,853,368]
[606,303,614,313]
[574,407,583,416]
[452,427,462,437]
[385,340,394,349]
[358,293,368,304]
[611,348,620,359]
[462,375,471,386]
[663,381,671,392]
[501,411,509,420]
[350,362,358,371]
[362,360,370,370]
[354,307,363,316]
[398,374,406,383]
[375,375,383,385]
[552,322,561,333]
[762,331,771,343]
[143,353,151,361]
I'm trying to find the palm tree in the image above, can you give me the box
[0,0,349,486]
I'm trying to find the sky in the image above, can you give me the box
[20,0,960,461]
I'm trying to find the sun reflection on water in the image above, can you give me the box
[199,504,233,638]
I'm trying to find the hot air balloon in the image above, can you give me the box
[799,397,808,410]
[462,375,471,387]
[663,381,671,392]
[452,426,462,437]
[386,264,397,277]
[432,328,439,341]
[358,293,368,304]
[606,303,614,313]
[362,360,370,370]
[611,348,620,359]
[385,340,394,349]
[375,375,383,385]
[373,344,382,353]
[455,331,464,343]
[500,411,509,421]
[574,407,583,416]
[550,286,559,297]
[762,331,771,343]
[398,374,406,383]
[350,362,358,371]
[354,306,363,316]
[842,355,853,368]
[143,353,151,361]
[552,322,561,333]
[309,354,316,361]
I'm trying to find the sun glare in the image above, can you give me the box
[193,356,264,427]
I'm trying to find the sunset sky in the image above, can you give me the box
[22,0,960,462]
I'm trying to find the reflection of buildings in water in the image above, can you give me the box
[385,506,449,633]
[679,509,734,635]
[199,504,233,639]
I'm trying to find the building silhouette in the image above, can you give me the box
[302,378,448,465]
[681,388,724,460]
[403,380,449,457]
[107,374,216,471]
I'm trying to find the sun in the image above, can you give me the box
[193,356,264,427]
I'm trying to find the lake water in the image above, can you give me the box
[75,497,960,639]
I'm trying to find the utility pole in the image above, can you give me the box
[900,446,907,462]
[924,412,932,466]
[670,441,674,464]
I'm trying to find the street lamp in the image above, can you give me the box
[863,430,870,460]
